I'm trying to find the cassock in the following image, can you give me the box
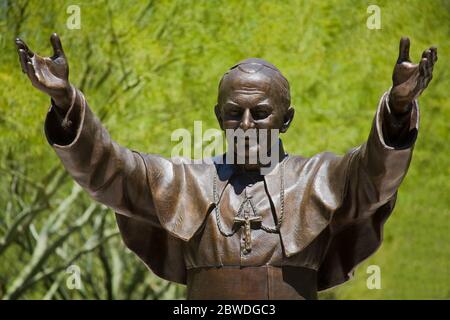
[44,88,419,299]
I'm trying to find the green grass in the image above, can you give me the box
[0,0,449,299]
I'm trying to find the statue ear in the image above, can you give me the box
[214,104,224,130]
[280,106,295,133]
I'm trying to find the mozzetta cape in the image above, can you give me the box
[44,90,419,291]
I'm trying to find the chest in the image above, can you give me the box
[183,171,331,270]
[184,176,284,267]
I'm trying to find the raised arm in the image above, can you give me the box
[15,34,212,239]
[15,34,165,227]
[331,37,437,230]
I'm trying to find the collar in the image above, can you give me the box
[213,139,288,180]
[212,140,288,206]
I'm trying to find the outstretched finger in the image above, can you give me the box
[398,37,411,63]
[430,46,438,64]
[26,61,41,87]
[18,49,29,73]
[15,38,34,58]
[419,57,428,77]
[411,58,427,96]
[50,33,65,57]
[425,49,432,65]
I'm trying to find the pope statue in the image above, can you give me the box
[15,34,437,299]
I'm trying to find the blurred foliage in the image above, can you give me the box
[0,0,448,299]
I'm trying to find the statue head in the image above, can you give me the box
[214,58,295,170]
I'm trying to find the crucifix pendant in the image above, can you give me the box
[234,201,262,254]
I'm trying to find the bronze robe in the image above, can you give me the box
[44,89,419,299]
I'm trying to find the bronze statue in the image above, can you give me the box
[15,33,437,299]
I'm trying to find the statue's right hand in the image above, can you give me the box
[15,33,72,110]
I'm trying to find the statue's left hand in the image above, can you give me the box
[389,37,437,114]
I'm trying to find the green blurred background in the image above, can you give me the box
[0,0,448,299]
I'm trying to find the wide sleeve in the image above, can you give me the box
[44,88,213,240]
[316,91,419,290]
[44,88,215,284]
[330,90,419,230]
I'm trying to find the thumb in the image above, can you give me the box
[50,33,65,57]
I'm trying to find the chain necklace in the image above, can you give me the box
[213,160,285,238]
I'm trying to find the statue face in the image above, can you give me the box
[215,67,294,169]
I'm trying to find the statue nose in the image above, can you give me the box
[239,109,255,130]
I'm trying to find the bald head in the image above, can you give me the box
[218,58,291,110]
[214,58,295,170]
[214,57,295,138]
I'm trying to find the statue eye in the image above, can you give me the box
[252,111,268,119]
[225,106,242,117]
[252,106,271,120]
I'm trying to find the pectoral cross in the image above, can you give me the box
[234,201,262,254]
